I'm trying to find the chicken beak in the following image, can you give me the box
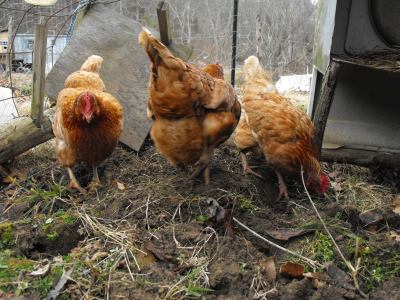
[85,114,92,123]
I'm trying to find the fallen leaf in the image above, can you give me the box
[143,240,165,260]
[4,167,27,183]
[303,272,330,288]
[391,194,400,214]
[331,182,343,192]
[279,261,304,277]
[45,268,74,300]
[259,256,276,282]
[359,211,384,233]
[28,264,50,277]
[264,229,316,241]
[90,251,109,262]
[134,243,157,272]
[53,256,63,263]
[390,230,400,241]
[112,181,127,190]
[174,264,194,275]
[216,208,235,238]
[4,190,15,196]
[328,171,342,179]
[323,261,355,291]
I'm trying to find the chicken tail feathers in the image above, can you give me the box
[139,27,184,72]
[80,55,103,74]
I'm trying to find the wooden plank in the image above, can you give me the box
[6,17,12,74]
[157,0,170,45]
[31,23,48,128]
[312,60,341,158]
[0,108,55,165]
[45,4,192,151]
[322,148,400,168]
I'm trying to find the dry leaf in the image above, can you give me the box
[28,264,50,277]
[112,181,127,190]
[328,171,342,180]
[143,240,165,260]
[360,211,384,233]
[323,261,355,291]
[391,194,400,214]
[134,243,157,271]
[303,272,330,288]
[264,229,316,241]
[331,182,343,192]
[279,261,304,277]
[53,256,64,263]
[390,230,400,241]
[90,251,109,261]
[259,256,276,282]
[4,167,27,183]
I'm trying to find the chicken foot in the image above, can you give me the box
[67,167,87,196]
[275,170,289,199]
[241,153,263,178]
[188,150,211,185]
[87,165,102,190]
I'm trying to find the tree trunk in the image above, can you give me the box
[0,108,55,165]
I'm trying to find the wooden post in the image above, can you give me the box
[312,59,341,158]
[31,23,48,128]
[256,14,262,63]
[6,17,12,74]
[75,4,90,29]
[157,0,170,45]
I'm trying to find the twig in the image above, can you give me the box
[233,217,323,268]
[300,166,368,299]
[145,195,159,240]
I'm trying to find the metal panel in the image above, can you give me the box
[323,63,400,153]
[312,0,337,73]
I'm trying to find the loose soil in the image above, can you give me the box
[1,137,400,300]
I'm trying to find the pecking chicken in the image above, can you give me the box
[139,28,241,184]
[53,55,124,195]
[202,61,224,80]
[236,56,330,199]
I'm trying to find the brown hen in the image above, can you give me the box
[236,56,330,199]
[53,55,124,195]
[139,28,241,184]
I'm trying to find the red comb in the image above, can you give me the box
[84,91,91,114]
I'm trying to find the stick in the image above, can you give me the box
[300,167,367,299]
[233,217,323,268]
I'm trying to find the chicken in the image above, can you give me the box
[202,61,224,80]
[53,55,124,195]
[236,56,330,199]
[139,28,241,184]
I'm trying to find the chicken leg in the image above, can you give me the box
[275,170,289,199]
[188,143,211,185]
[67,167,87,196]
[241,153,263,178]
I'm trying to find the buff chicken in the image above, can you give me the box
[236,56,330,199]
[139,28,241,184]
[53,55,124,195]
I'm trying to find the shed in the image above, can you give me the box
[309,0,400,167]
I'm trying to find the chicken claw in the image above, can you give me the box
[241,153,263,178]
[67,167,87,196]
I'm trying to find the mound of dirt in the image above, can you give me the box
[0,137,399,299]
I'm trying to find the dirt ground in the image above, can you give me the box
[1,136,400,300]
